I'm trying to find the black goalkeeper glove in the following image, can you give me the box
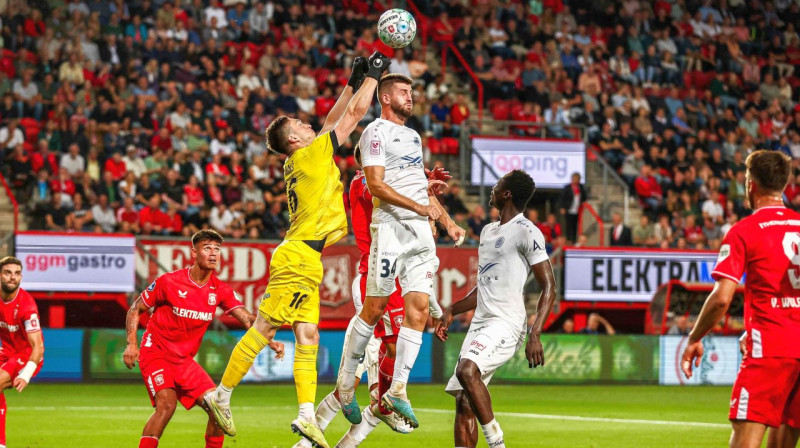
[348,57,368,90]
[365,51,391,81]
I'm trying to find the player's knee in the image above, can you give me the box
[154,396,177,417]
[456,361,480,386]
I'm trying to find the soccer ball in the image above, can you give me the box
[377,9,417,49]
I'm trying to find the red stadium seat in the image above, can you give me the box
[441,137,459,155]
[428,137,443,154]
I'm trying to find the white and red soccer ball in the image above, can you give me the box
[377,9,417,49]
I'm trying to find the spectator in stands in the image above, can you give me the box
[632,215,657,247]
[91,194,116,233]
[59,144,85,180]
[559,172,586,243]
[702,190,725,223]
[0,119,24,153]
[44,192,68,231]
[558,318,575,334]
[579,313,616,335]
[668,315,691,336]
[609,212,633,247]
[634,165,663,212]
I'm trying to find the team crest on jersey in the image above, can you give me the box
[413,136,420,146]
[147,281,156,292]
[495,237,505,248]
[371,140,380,155]
[208,293,217,306]
[154,374,164,386]
[394,315,404,327]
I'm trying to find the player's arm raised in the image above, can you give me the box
[435,286,478,342]
[319,57,368,135]
[526,260,557,368]
[123,297,150,369]
[13,329,44,392]
[681,278,737,379]
[229,307,285,360]
[331,52,390,146]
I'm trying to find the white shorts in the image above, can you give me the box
[366,219,439,298]
[445,320,524,396]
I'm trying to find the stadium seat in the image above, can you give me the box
[441,137,459,155]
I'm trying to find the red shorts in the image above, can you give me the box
[359,272,404,343]
[139,348,215,410]
[0,351,42,382]
[729,357,800,428]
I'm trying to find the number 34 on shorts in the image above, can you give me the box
[258,284,320,326]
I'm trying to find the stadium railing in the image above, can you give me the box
[577,202,604,246]
[440,42,484,122]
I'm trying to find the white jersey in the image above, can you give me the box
[359,118,429,223]
[473,213,549,335]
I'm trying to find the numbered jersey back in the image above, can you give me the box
[711,206,800,358]
[283,132,348,246]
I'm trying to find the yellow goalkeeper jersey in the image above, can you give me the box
[283,131,348,247]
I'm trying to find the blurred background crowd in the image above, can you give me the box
[0,0,797,251]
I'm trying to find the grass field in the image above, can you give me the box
[6,383,740,447]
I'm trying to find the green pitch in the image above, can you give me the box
[7,383,741,447]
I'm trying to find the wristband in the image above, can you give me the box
[17,361,37,384]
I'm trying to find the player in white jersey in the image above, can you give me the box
[436,170,557,448]
[336,73,466,429]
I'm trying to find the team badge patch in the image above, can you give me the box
[495,237,505,248]
[394,315,404,327]
[370,140,381,155]
[208,293,217,306]
[154,374,165,386]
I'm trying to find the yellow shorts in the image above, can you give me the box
[258,240,323,326]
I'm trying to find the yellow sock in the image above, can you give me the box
[293,344,319,405]
[221,327,269,389]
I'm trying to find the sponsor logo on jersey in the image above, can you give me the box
[147,281,156,292]
[178,290,188,298]
[208,293,217,306]
[399,154,422,164]
[470,340,487,351]
[393,138,401,142]
[426,272,433,278]
[0,321,19,332]
[478,263,498,274]
[172,307,213,321]
[371,140,380,155]
[495,237,505,248]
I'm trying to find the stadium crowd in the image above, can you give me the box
[0,0,798,252]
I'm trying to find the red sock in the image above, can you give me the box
[378,345,395,415]
[205,434,224,448]
[139,436,158,448]
[0,393,6,446]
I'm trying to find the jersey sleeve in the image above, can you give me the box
[307,132,338,159]
[358,124,386,168]
[712,224,745,283]
[21,297,41,333]
[522,225,550,266]
[140,276,167,308]
[219,285,244,314]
